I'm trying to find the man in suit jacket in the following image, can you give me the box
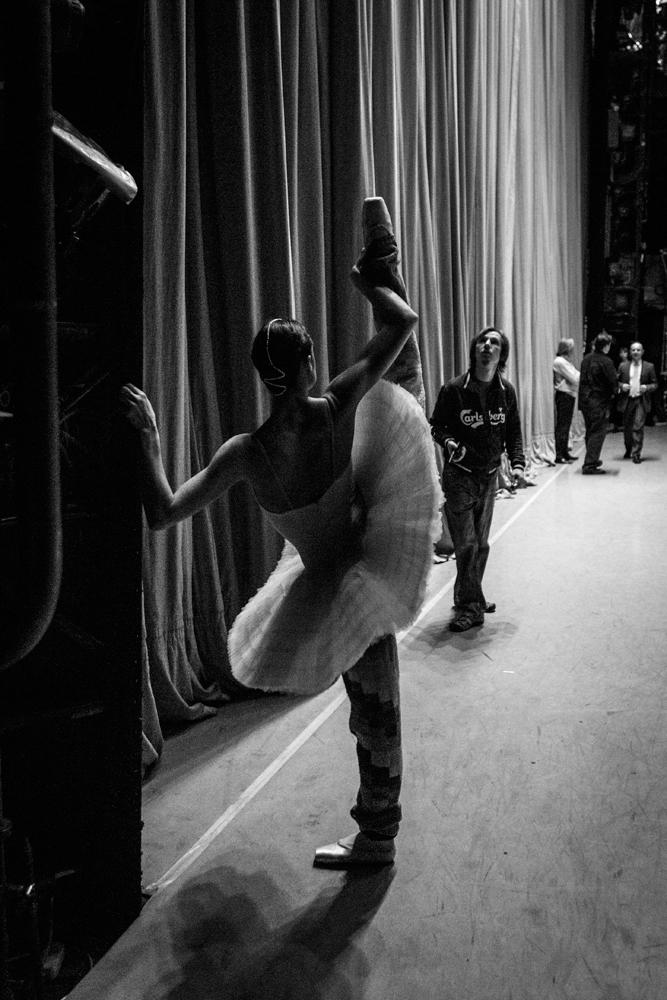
[617,342,658,463]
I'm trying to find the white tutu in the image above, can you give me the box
[228,380,441,694]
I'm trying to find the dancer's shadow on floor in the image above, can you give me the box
[158,858,395,999]
[404,615,518,660]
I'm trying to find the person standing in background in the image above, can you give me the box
[430,327,528,633]
[552,338,580,463]
[611,345,629,432]
[577,332,617,475]
[617,341,658,464]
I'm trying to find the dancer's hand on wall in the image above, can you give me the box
[120,383,159,435]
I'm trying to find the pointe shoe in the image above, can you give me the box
[357,197,407,301]
[313,832,396,868]
[362,196,394,245]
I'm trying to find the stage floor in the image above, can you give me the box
[69,425,667,1000]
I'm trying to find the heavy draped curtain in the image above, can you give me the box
[141,0,587,765]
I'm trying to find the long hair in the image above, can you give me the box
[468,326,510,372]
[251,318,312,396]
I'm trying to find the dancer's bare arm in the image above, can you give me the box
[326,267,418,413]
[121,383,250,529]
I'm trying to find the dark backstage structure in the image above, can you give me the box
[1,1,667,998]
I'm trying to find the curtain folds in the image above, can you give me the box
[142,0,587,758]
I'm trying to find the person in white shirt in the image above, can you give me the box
[552,338,580,463]
[617,341,658,463]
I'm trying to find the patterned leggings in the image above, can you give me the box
[342,634,402,838]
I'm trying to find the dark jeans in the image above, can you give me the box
[623,398,647,457]
[581,402,609,470]
[342,634,402,838]
[442,464,497,613]
[554,391,575,459]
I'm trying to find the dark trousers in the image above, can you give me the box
[623,398,647,457]
[342,634,401,838]
[554,392,575,459]
[442,464,497,613]
[581,402,609,470]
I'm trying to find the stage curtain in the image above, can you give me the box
[141,0,586,755]
[141,1,232,765]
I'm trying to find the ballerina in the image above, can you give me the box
[122,198,441,866]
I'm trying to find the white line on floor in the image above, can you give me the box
[147,464,566,894]
[145,690,348,894]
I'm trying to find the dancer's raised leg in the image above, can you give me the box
[356,196,425,406]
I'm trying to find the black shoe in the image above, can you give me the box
[555,457,572,464]
[564,453,578,462]
[582,467,606,475]
[632,455,642,464]
[595,460,603,468]
[449,609,484,632]
[623,452,631,459]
